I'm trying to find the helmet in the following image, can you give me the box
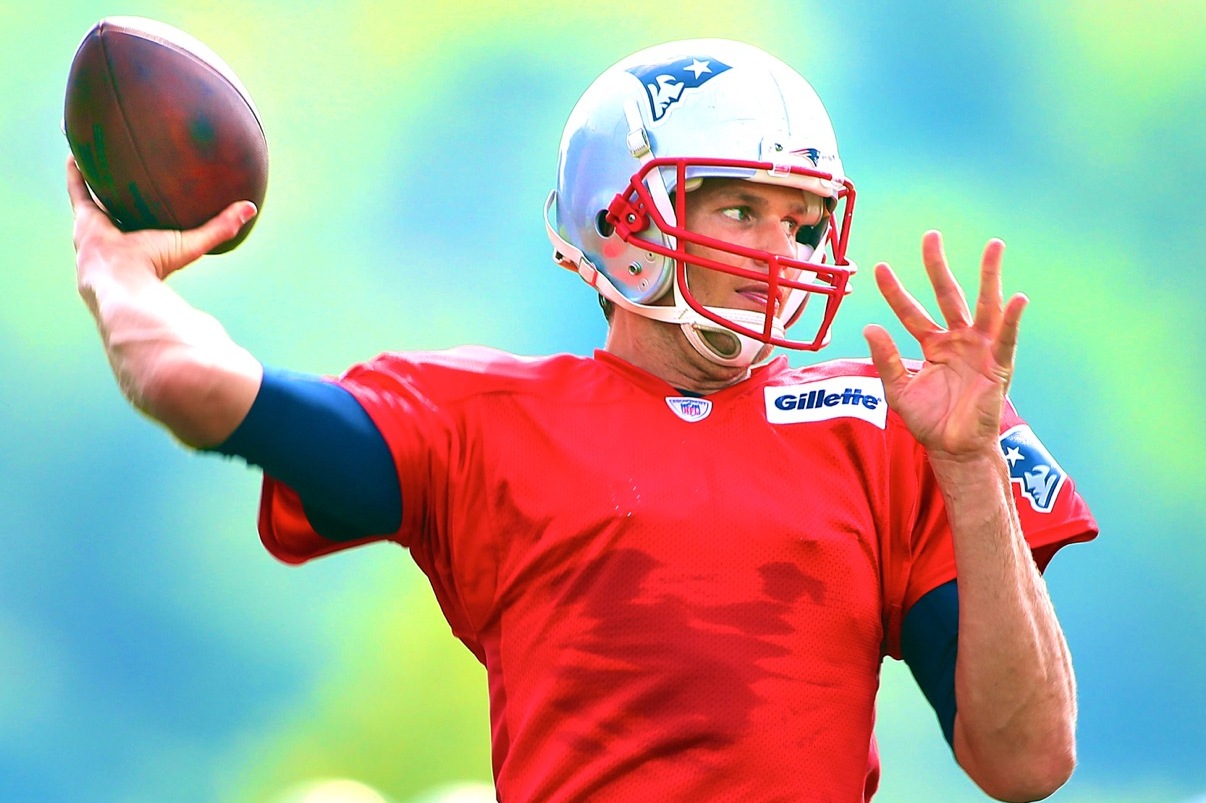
[545,39,857,367]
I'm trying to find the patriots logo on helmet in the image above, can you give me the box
[791,147,821,165]
[999,425,1067,513]
[628,57,732,122]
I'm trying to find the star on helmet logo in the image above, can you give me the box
[627,57,732,122]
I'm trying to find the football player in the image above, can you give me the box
[69,38,1097,802]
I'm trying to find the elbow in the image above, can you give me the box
[138,350,257,448]
[976,747,1075,802]
[957,719,1077,801]
[136,354,210,447]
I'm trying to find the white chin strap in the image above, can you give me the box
[672,258,810,369]
[681,322,772,368]
[673,278,787,368]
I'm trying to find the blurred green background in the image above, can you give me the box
[2,0,1203,801]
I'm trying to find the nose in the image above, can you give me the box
[750,221,802,308]
[737,223,794,294]
[755,219,797,260]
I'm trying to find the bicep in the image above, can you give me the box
[210,366,402,540]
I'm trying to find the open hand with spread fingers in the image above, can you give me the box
[863,230,1028,462]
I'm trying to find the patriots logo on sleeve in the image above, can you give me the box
[627,57,731,122]
[1000,424,1068,513]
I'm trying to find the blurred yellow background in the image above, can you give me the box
[2,1,1203,801]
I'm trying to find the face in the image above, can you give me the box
[679,178,827,315]
[601,176,833,387]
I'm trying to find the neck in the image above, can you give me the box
[604,308,755,395]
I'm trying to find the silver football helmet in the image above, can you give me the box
[545,39,857,367]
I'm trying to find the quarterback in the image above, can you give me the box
[69,39,1097,802]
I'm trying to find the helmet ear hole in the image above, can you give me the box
[594,210,616,238]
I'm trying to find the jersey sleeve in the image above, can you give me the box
[258,353,461,564]
[259,351,495,663]
[880,397,1099,658]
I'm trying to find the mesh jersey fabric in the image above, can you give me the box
[258,346,1098,802]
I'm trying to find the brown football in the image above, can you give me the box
[64,16,268,253]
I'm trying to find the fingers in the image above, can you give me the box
[993,292,1028,376]
[66,156,107,224]
[873,261,942,344]
[863,323,910,398]
[173,201,257,267]
[904,231,1012,337]
[973,238,1006,335]
[69,154,256,258]
[921,230,973,329]
[65,155,91,209]
[67,155,117,254]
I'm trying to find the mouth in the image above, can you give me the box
[735,286,781,314]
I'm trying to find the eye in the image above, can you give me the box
[721,206,753,223]
[781,218,800,237]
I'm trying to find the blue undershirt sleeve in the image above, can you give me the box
[901,579,960,749]
[208,366,402,541]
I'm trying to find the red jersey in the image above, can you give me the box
[259,347,1098,802]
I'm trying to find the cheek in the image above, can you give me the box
[683,249,723,281]
[684,237,740,270]
[683,260,721,298]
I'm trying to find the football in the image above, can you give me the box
[64,16,268,253]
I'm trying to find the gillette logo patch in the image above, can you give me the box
[765,376,887,428]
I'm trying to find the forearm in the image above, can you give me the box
[80,261,261,448]
[931,451,1076,801]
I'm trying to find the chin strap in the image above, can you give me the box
[680,307,785,368]
[682,324,764,367]
[623,100,678,251]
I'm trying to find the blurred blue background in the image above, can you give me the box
[1,1,1203,801]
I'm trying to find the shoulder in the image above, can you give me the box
[770,355,930,383]
[339,346,606,403]
[774,356,884,383]
[364,345,584,377]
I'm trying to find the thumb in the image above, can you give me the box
[169,201,258,269]
[864,323,909,399]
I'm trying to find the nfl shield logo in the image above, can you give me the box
[666,396,713,422]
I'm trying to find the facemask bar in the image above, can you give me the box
[605,157,858,352]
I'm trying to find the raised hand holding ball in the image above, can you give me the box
[64,16,268,253]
